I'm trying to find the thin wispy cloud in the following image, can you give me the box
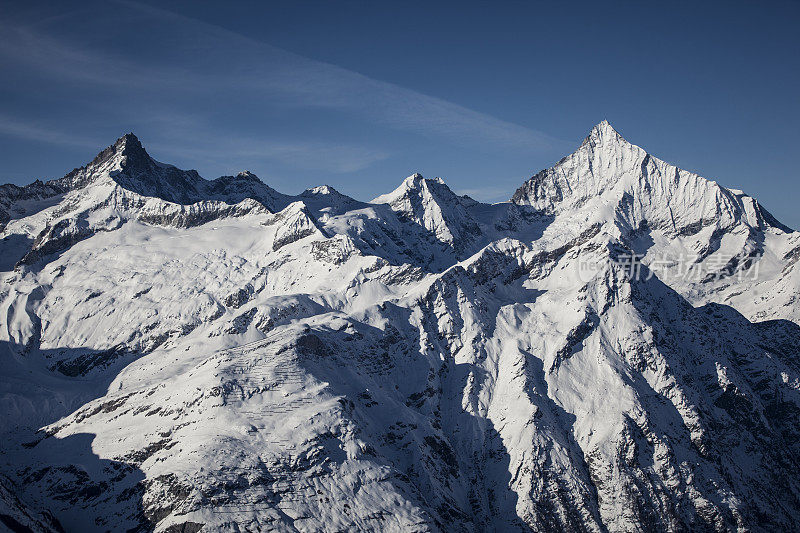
[0,1,565,157]
[0,115,103,150]
[0,112,389,177]
[154,134,391,175]
[120,0,566,152]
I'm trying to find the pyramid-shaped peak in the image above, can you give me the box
[589,120,622,140]
[374,173,446,204]
[578,120,639,154]
[117,132,141,146]
[89,132,151,170]
[114,132,149,158]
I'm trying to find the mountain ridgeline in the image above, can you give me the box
[0,122,798,532]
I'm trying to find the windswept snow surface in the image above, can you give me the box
[0,124,798,532]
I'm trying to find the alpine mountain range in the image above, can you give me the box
[1,121,799,532]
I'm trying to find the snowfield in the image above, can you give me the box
[0,123,798,532]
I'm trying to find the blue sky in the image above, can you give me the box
[1,0,798,228]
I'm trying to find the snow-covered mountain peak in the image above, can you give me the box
[297,185,363,218]
[202,170,290,210]
[585,119,626,145]
[578,120,647,166]
[301,185,340,197]
[405,171,424,183]
[1,124,799,532]
[235,170,258,181]
[47,132,206,205]
[400,172,444,187]
[512,122,792,239]
[61,135,288,211]
[84,132,164,182]
[370,173,482,251]
[110,132,149,164]
[90,132,148,168]
[371,173,449,205]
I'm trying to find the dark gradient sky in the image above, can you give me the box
[1,0,798,228]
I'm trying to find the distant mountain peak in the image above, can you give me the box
[371,173,481,251]
[302,185,339,196]
[405,173,445,186]
[89,132,152,172]
[235,170,260,181]
[395,173,446,190]
[584,120,629,149]
[591,119,614,133]
[401,172,425,188]
[116,132,143,150]
[373,173,450,206]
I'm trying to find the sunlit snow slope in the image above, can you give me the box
[0,123,798,532]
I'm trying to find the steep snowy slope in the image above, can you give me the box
[513,120,798,323]
[371,174,482,253]
[0,125,797,532]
